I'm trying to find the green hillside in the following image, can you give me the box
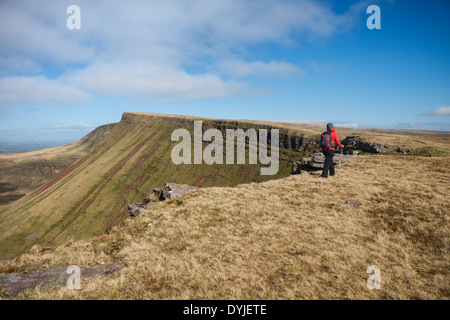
[0,123,116,207]
[0,112,312,259]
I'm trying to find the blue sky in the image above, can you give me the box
[0,0,449,142]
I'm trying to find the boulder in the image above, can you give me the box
[128,203,150,217]
[397,148,410,154]
[0,262,122,297]
[153,183,198,201]
[342,135,409,154]
[343,149,359,156]
[292,152,356,172]
[127,201,159,217]
[129,183,199,217]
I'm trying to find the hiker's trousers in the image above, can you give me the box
[321,149,335,178]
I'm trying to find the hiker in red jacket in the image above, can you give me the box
[320,123,344,178]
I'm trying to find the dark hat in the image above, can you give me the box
[327,123,334,129]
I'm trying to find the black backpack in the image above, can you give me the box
[320,131,335,149]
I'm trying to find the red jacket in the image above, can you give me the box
[325,128,343,151]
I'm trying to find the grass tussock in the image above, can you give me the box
[1,154,448,300]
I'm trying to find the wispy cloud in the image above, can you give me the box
[44,123,94,132]
[68,62,246,99]
[0,76,90,104]
[335,121,359,128]
[284,119,328,125]
[423,106,450,116]
[0,0,359,102]
[395,122,450,129]
[218,60,304,78]
[0,56,42,74]
[283,119,359,128]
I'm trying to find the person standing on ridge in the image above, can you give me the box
[319,123,344,178]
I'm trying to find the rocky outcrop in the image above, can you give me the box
[342,135,410,154]
[202,121,319,152]
[153,183,199,201]
[128,183,199,217]
[279,134,318,151]
[0,262,122,297]
[291,152,356,173]
[128,203,154,217]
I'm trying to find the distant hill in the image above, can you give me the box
[0,123,117,207]
[0,141,73,154]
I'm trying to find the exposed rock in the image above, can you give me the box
[292,152,356,173]
[128,183,199,217]
[201,121,319,152]
[128,203,148,217]
[291,162,299,174]
[344,149,359,156]
[397,148,410,154]
[0,262,122,297]
[153,183,199,201]
[279,134,318,151]
[292,134,411,174]
[342,135,409,154]
[127,201,158,217]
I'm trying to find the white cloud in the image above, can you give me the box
[218,60,303,78]
[68,62,247,99]
[0,56,42,74]
[0,0,353,66]
[0,0,360,102]
[0,3,94,64]
[283,119,359,128]
[45,123,94,131]
[424,106,450,116]
[0,76,90,104]
[335,121,359,128]
[284,119,328,125]
[396,122,450,129]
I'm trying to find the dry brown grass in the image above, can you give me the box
[356,132,450,156]
[1,153,448,300]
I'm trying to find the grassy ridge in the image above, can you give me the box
[1,154,448,299]
[0,113,309,259]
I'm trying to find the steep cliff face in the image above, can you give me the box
[341,135,410,154]
[0,112,315,259]
[202,120,319,152]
